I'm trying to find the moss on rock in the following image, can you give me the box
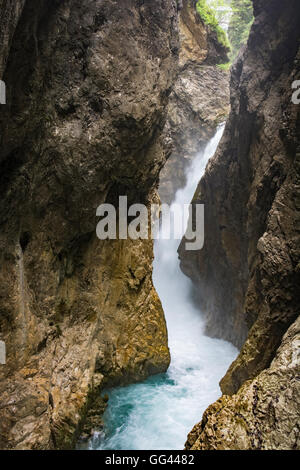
[196,0,230,49]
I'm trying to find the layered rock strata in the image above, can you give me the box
[159,0,230,203]
[182,0,300,449]
[0,0,179,449]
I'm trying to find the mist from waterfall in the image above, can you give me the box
[88,125,238,450]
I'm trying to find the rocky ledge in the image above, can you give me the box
[0,0,179,450]
[181,0,300,450]
[159,0,230,204]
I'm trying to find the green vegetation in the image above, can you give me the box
[217,62,231,71]
[196,0,253,69]
[228,0,253,61]
[206,0,232,25]
[196,0,230,49]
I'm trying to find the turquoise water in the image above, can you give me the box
[86,127,238,450]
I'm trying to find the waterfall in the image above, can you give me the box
[87,125,238,451]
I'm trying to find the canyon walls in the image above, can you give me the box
[182,0,300,449]
[1,0,298,452]
[159,0,230,203]
[186,316,300,449]
[0,0,179,449]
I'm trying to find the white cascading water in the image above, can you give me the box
[88,125,238,450]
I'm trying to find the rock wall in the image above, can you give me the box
[0,0,179,449]
[159,0,230,203]
[0,0,26,77]
[186,316,300,450]
[182,0,300,449]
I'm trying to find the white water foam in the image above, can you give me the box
[90,125,238,450]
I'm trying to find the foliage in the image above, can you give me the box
[228,0,253,61]
[196,0,230,49]
[206,0,232,29]
[195,0,253,66]
[217,62,231,71]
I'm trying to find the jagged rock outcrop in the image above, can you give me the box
[178,0,229,68]
[0,0,179,449]
[159,0,229,203]
[186,316,300,450]
[181,0,300,449]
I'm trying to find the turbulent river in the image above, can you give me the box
[85,126,238,450]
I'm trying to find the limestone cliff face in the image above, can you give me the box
[181,0,300,449]
[0,0,179,449]
[159,0,229,203]
[186,316,300,450]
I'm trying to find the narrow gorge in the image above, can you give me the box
[0,0,299,452]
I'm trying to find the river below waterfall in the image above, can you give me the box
[84,126,238,450]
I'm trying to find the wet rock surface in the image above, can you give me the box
[0,0,178,449]
[159,0,229,204]
[182,0,300,449]
[186,316,300,450]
